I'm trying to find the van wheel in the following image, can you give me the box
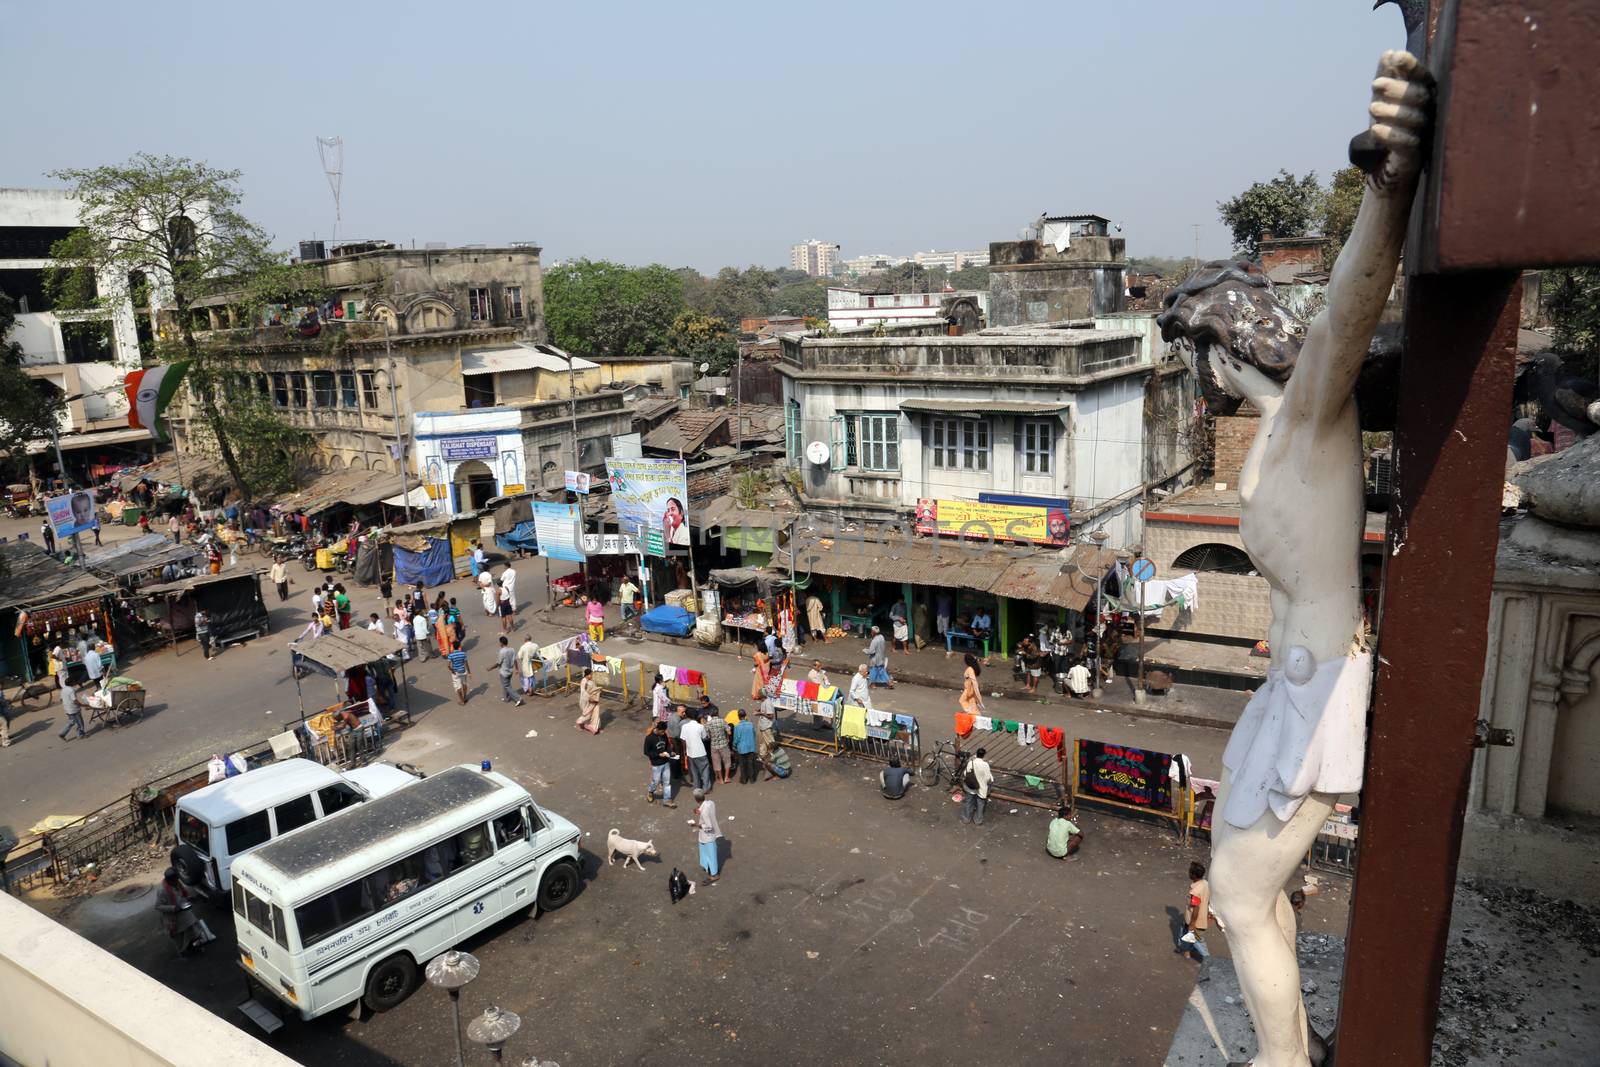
[536,861,580,912]
[363,953,417,1013]
[170,843,207,890]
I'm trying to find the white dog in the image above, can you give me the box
[606,829,658,871]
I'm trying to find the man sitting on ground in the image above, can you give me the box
[1046,805,1083,859]
[880,756,911,799]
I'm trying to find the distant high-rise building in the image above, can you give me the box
[790,239,838,277]
[912,249,991,271]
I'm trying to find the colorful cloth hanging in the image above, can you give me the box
[1024,774,1046,789]
[1039,726,1064,749]
[954,712,975,737]
[1003,720,1019,733]
[798,680,820,700]
[841,704,869,740]
[683,668,705,686]
[818,685,839,702]
[865,708,891,727]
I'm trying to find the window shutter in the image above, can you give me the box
[828,414,847,471]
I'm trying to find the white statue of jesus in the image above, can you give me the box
[1156,51,1432,1067]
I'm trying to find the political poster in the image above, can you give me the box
[605,457,690,557]
[531,501,584,562]
[1075,739,1174,812]
[46,489,100,539]
[914,498,1069,546]
[563,471,592,494]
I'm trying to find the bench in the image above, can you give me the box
[944,631,990,657]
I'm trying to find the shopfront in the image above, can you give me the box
[413,409,525,514]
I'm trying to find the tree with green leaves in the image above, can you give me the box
[542,259,685,358]
[667,310,738,375]
[1544,267,1600,379]
[1218,170,1326,259]
[1321,166,1365,266]
[47,154,314,501]
[770,280,829,319]
[0,291,67,477]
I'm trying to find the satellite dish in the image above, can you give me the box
[805,441,830,465]
[699,362,710,374]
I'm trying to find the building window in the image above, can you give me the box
[468,287,491,321]
[785,399,803,462]
[255,374,270,398]
[290,373,308,408]
[339,371,358,408]
[312,371,336,408]
[359,370,379,409]
[928,417,989,471]
[1173,543,1257,576]
[464,375,495,408]
[1021,419,1053,474]
[504,286,524,319]
[856,413,899,472]
[271,373,289,407]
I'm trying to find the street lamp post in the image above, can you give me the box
[566,350,587,588]
[382,320,415,523]
[467,1004,522,1063]
[425,949,480,1067]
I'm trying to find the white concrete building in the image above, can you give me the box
[911,248,990,270]
[825,287,990,332]
[789,239,839,277]
[413,407,529,513]
[1,188,153,466]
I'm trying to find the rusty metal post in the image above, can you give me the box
[1334,269,1519,1063]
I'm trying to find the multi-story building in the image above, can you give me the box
[911,249,990,271]
[0,187,158,477]
[789,239,839,277]
[842,253,905,276]
[825,287,990,332]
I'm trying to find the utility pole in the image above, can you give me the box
[1192,224,1202,271]
[48,425,87,569]
[383,321,414,522]
[734,342,743,453]
[567,351,587,588]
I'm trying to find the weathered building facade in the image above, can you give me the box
[987,214,1127,327]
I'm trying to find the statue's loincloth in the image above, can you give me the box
[1221,650,1372,829]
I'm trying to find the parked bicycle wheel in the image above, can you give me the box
[919,753,943,787]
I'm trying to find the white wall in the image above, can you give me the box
[0,893,298,1067]
[1069,372,1146,546]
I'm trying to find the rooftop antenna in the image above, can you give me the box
[316,135,344,246]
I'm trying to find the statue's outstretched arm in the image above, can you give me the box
[1293,50,1433,427]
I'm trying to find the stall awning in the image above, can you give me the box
[139,570,265,597]
[50,428,157,452]
[990,544,1117,612]
[382,486,433,508]
[83,533,203,579]
[288,627,401,672]
[461,344,599,376]
[898,399,1071,416]
[778,534,1010,596]
[0,542,115,613]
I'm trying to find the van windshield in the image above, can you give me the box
[178,811,210,855]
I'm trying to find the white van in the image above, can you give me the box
[229,764,581,1021]
[172,759,420,898]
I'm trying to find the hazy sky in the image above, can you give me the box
[3,1,1398,272]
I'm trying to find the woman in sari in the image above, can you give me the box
[959,653,984,717]
[750,648,772,701]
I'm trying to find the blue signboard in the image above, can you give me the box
[441,435,498,462]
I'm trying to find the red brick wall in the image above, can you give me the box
[1213,411,1258,485]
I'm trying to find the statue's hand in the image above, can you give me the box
[1368,50,1433,188]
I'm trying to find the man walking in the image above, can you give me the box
[517,634,540,695]
[445,644,472,704]
[618,573,639,624]
[194,608,215,660]
[864,626,894,689]
[1181,861,1213,982]
[959,746,991,825]
[269,558,289,602]
[57,680,87,741]
[731,709,758,784]
[495,635,525,706]
[692,788,722,884]
[644,720,676,807]
[168,512,181,545]
[704,703,733,785]
[681,709,711,792]
[497,578,514,634]
[40,519,56,555]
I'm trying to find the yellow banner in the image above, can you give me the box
[915,498,1070,545]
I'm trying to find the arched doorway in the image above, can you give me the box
[452,459,497,512]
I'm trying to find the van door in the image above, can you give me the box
[447,821,499,940]
[490,807,538,912]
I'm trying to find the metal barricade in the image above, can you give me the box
[840,710,921,767]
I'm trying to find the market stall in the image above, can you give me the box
[287,626,411,726]
[0,542,118,684]
[387,513,482,586]
[136,570,271,649]
[707,566,791,655]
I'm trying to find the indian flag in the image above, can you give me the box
[124,362,189,442]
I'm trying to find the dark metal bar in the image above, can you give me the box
[1334,268,1519,1063]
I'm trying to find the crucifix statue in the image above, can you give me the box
[1156,51,1432,1067]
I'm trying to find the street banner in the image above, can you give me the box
[914,497,1069,546]
[605,457,690,557]
[531,501,584,562]
[582,533,641,555]
[46,489,100,539]
[564,471,592,494]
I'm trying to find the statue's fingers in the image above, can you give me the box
[1369,122,1422,151]
[1369,101,1427,129]
[1372,76,1430,107]
[1377,49,1422,80]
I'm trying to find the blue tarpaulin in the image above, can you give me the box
[640,604,695,637]
[495,520,538,555]
[393,537,455,587]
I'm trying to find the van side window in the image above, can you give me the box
[295,880,371,948]
[492,811,527,849]
[317,783,362,816]
[178,811,211,855]
[233,880,246,919]
[275,795,317,836]
[525,804,545,833]
[225,811,272,854]
[271,904,289,950]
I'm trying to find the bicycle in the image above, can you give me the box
[919,738,971,788]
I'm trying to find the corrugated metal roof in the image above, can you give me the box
[460,344,598,376]
[0,541,115,612]
[990,545,1117,611]
[286,626,404,673]
[83,533,203,578]
[782,535,1009,594]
